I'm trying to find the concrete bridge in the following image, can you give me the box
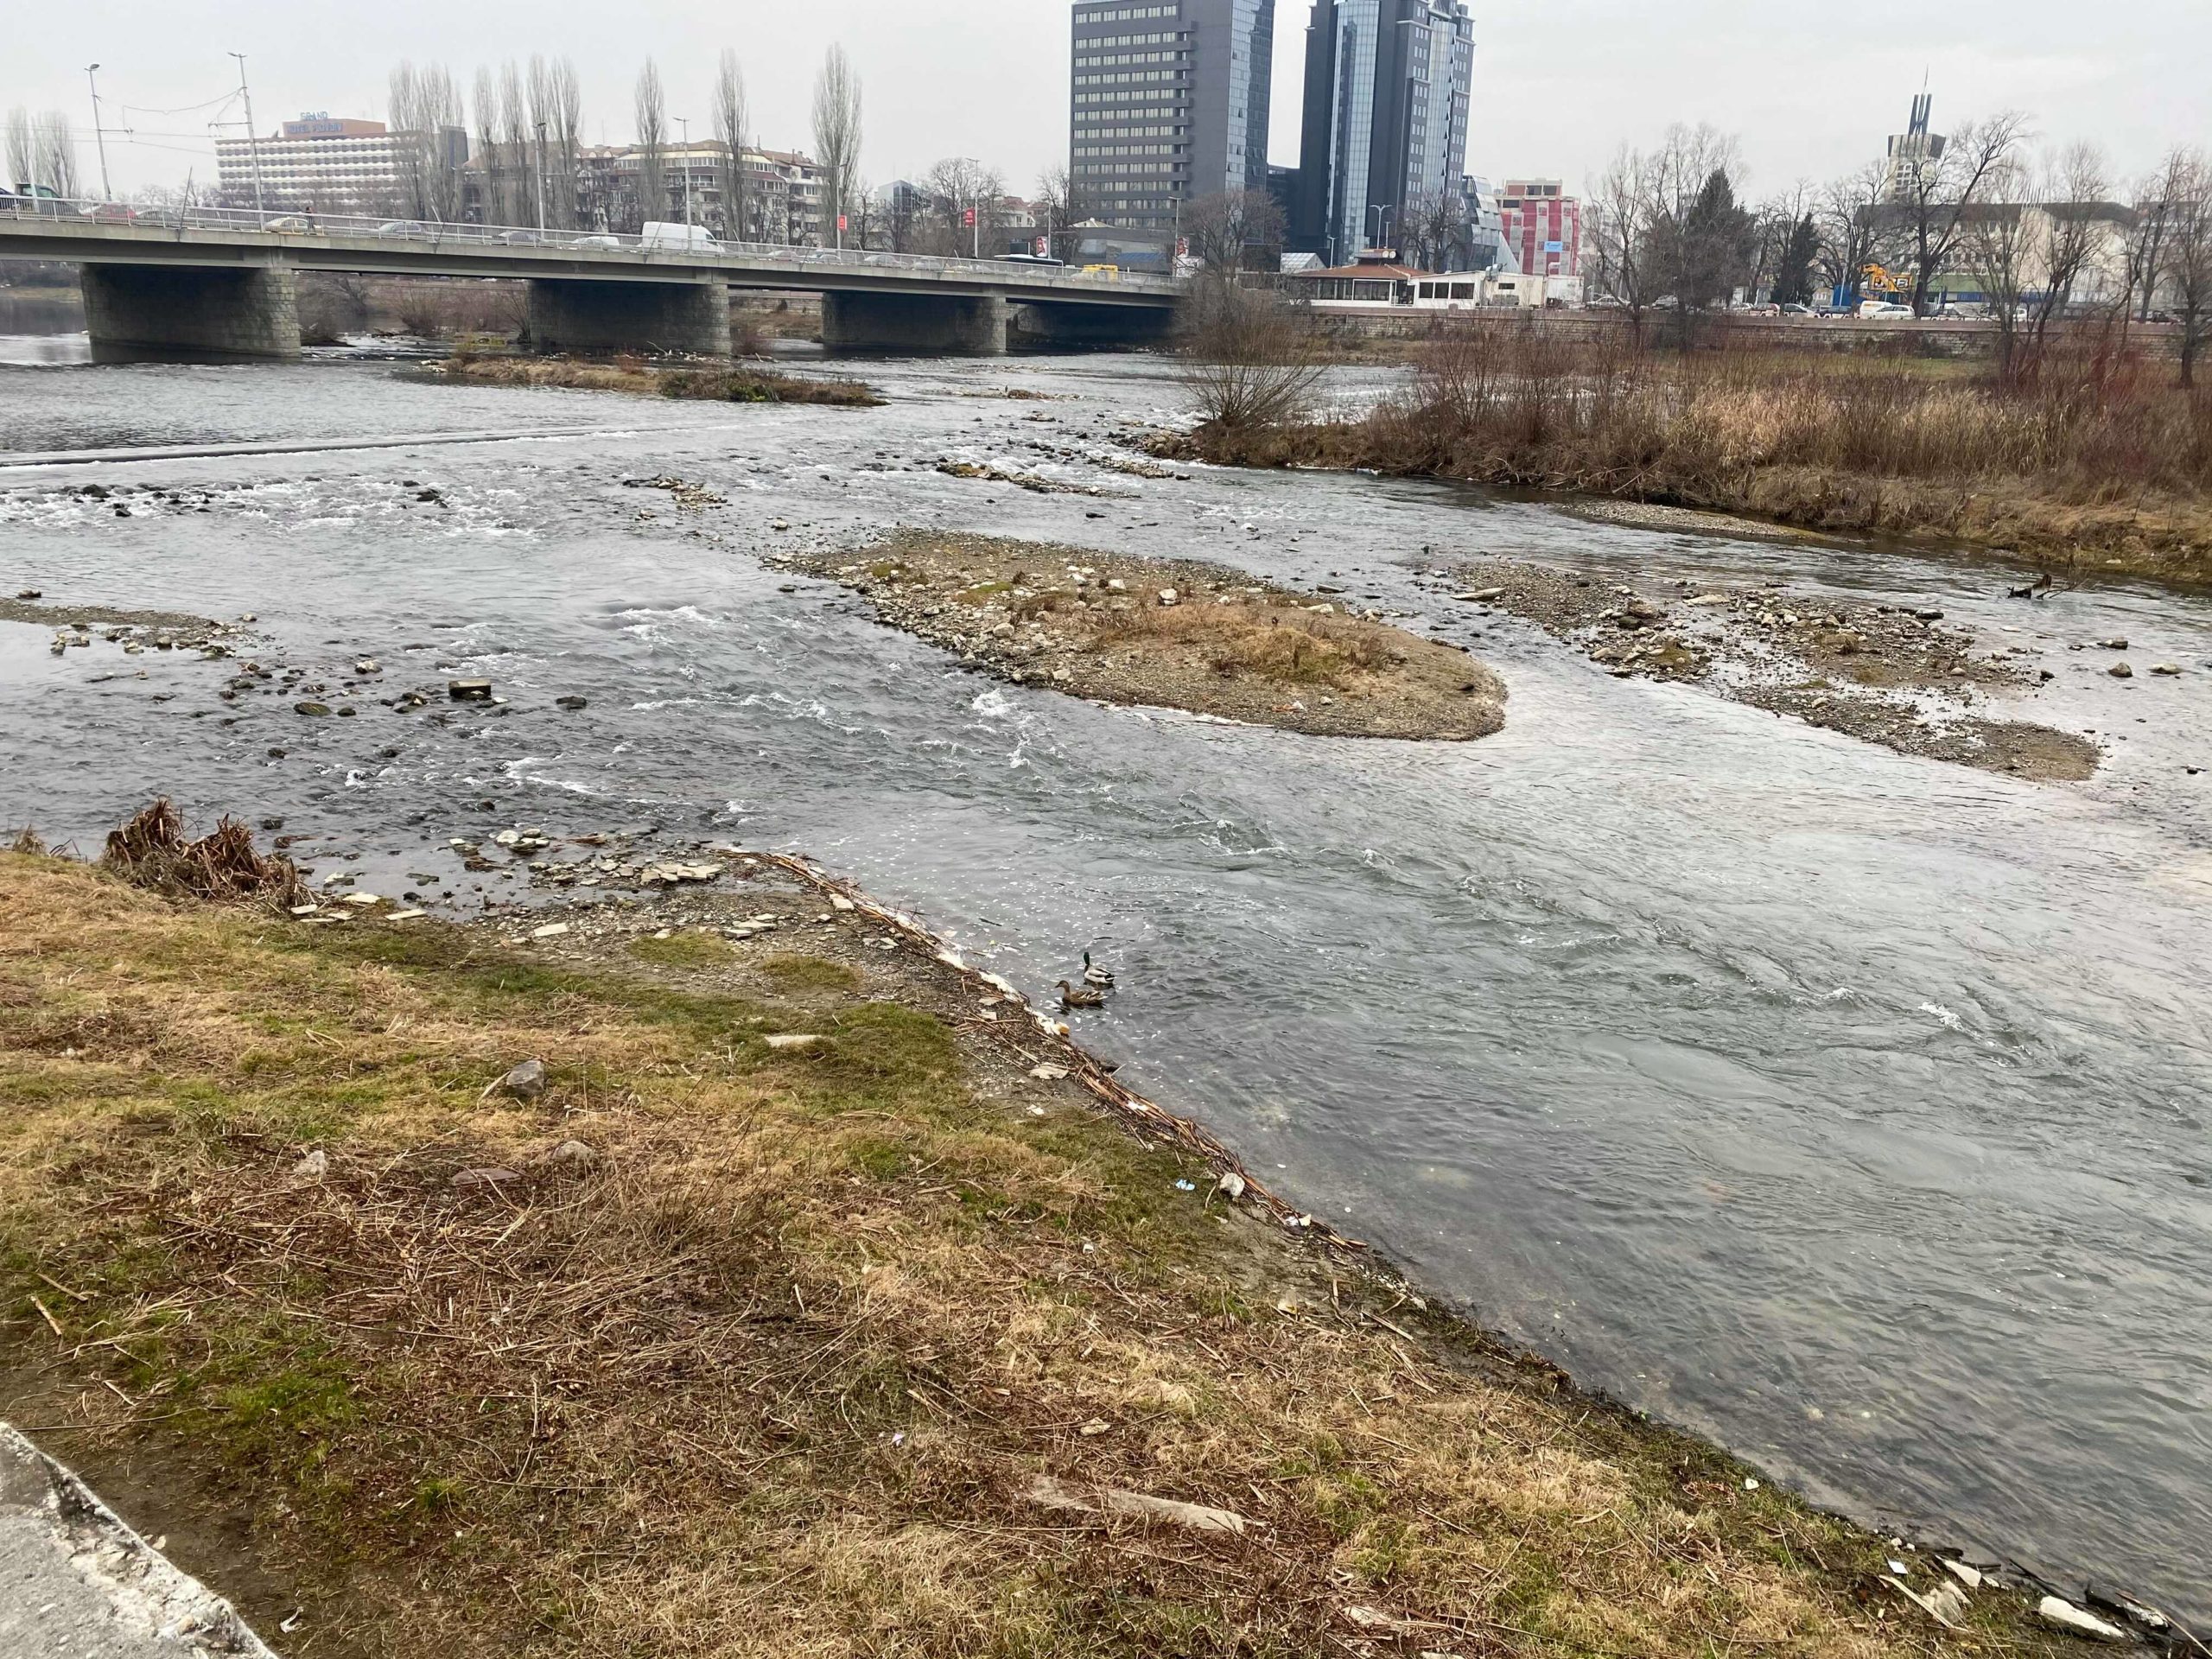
[0,204,1181,363]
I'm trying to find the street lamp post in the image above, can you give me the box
[84,65,112,201]
[534,120,548,231]
[228,53,264,220]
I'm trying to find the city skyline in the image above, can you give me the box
[4,0,2207,203]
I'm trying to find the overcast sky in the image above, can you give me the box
[9,0,2208,200]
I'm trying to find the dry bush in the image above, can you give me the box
[1178,279,1327,431]
[100,798,303,907]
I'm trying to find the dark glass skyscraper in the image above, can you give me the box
[1289,0,1473,264]
[1069,0,1275,233]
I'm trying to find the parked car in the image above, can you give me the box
[1859,301,1914,319]
[1779,302,1814,316]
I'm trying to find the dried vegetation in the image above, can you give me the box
[436,353,884,407]
[0,845,2071,1657]
[1172,315,2212,582]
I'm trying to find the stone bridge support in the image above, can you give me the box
[822,291,1007,356]
[1011,302,1178,351]
[525,278,732,357]
[79,264,301,363]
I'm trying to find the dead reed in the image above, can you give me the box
[99,798,303,907]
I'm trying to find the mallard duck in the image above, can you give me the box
[1082,951,1116,989]
[1055,979,1107,1010]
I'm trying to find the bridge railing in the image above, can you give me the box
[0,194,1176,290]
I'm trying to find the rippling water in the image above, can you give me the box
[3,348,2209,1616]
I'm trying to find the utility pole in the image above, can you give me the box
[85,64,112,200]
[677,117,693,226]
[228,53,264,219]
[535,119,548,230]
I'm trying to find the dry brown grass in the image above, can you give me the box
[1178,317,2212,582]
[100,798,304,908]
[438,353,884,407]
[0,849,2069,1657]
[1095,598,1400,690]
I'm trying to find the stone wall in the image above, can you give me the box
[79,264,301,363]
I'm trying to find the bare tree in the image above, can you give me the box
[33,111,78,199]
[1398,190,1462,273]
[1966,157,2035,381]
[4,109,34,192]
[1179,283,1325,430]
[2026,143,2109,350]
[1819,160,1888,309]
[1183,188,1285,274]
[918,156,1004,257]
[632,60,667,232]
[1033,163,1089,262]
[2162,149,2212,388]
[523,56,579,230]
[711,50,749,243]
[1891,111,2030,316]
[389,63,467,223]
[2124,152,2185,337]
[811,46,862,247]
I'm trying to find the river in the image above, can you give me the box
[2,336,2208,1619]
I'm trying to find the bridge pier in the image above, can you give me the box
[821,291,1007,357]
[1011,301,1178,351]
[79,264,301,363]
[525,278,731,357]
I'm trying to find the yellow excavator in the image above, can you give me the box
[1861,263,1910,297]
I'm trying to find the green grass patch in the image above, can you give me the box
[627,931,738,969]
[760,954,861,994]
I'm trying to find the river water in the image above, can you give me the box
[3,339,2209,1618]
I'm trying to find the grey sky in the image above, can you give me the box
[9,1,2208,201]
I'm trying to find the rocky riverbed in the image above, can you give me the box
[1445,557,2107,781]
[788,529,1507,741]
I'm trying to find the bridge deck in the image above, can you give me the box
[0,210,1178,310]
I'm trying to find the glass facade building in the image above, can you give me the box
[1069,0,1275,232]
[1289,0,1474,265]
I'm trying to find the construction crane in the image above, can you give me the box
[1861,263,1911,297]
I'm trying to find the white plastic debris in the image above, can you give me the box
[2037,1597,2128,1643]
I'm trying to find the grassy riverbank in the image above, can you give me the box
[0,841,2081,1657]
[1169,321,2212,583]
[434,353,884,407]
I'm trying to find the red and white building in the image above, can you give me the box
[1498,180,1581,293]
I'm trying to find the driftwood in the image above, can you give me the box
[101,798,305,907]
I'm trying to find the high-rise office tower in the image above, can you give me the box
[1069,0,1275,233]
[1289,0,1474,264]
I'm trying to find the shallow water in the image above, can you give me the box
[3,349,2209,1617]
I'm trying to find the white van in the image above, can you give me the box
[640,221,721,254]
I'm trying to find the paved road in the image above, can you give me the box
[0,1427,272,1659]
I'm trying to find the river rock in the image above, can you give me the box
[494,1058,547,1099]
[448,677,493,701]
[2108,662,2133,678]
[2150,663,2181,676]
[545,1139,600,1171]
[2097,637,2128,651]
[294,701,332,716]
[555,695,588,710]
